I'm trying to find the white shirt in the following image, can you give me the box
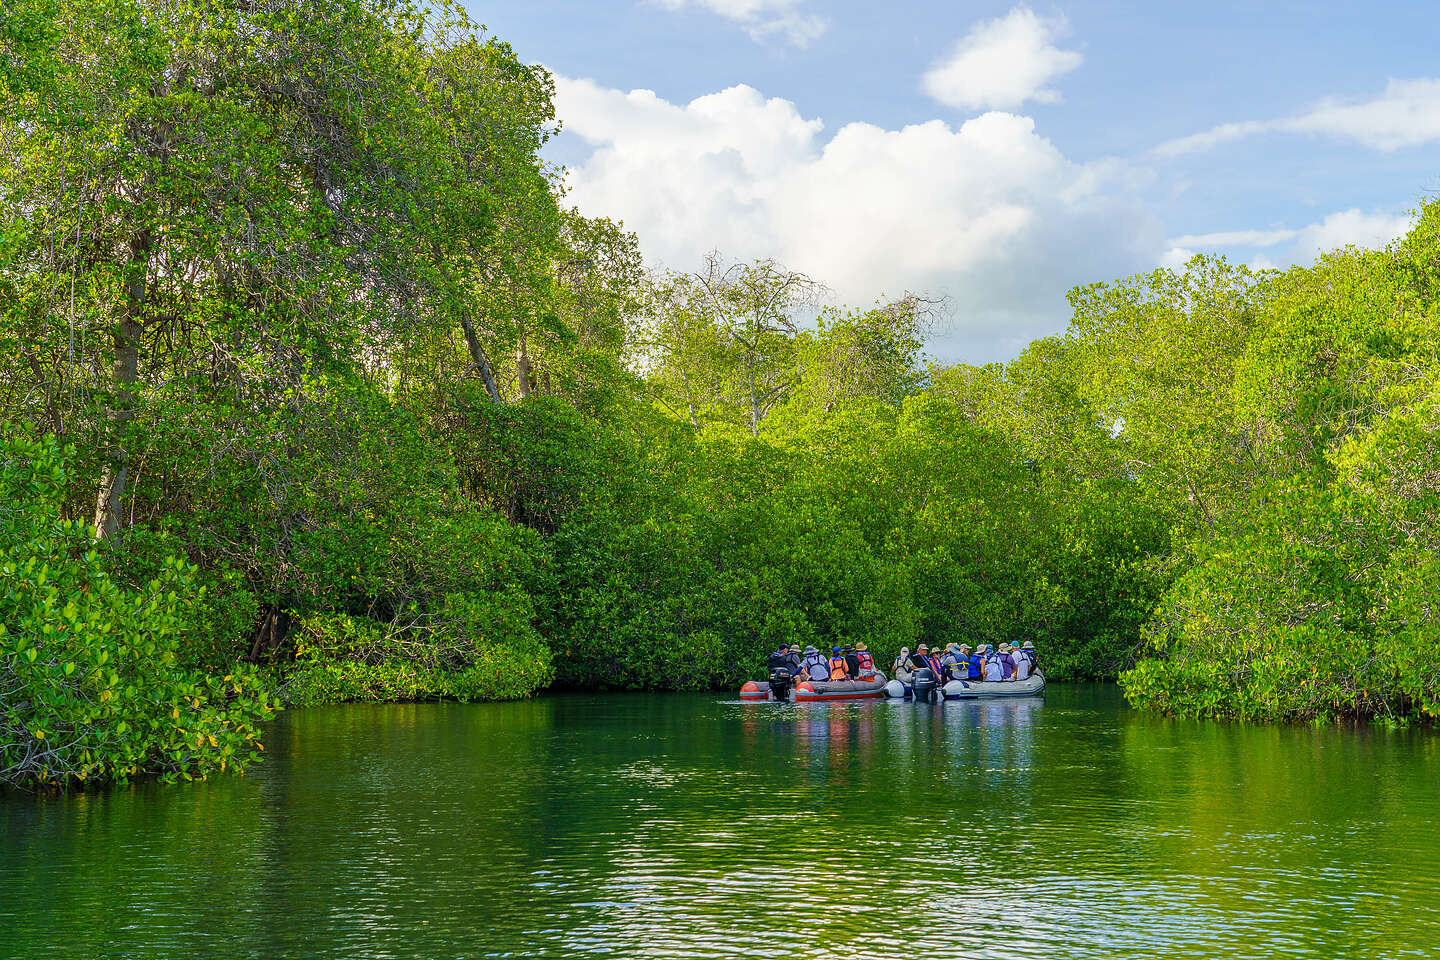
[1014,652,1031,680]
[983,656,1003,681]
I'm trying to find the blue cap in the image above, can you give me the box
[832,646,843,654]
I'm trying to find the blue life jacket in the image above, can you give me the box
[943,653,969,680]
[967,656,983,679]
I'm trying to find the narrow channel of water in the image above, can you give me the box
[3,686,1438,959]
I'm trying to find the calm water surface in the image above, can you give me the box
[3,686,1439,959]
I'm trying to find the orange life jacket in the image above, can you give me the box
[828,656,850,680]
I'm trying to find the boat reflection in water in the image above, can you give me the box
[6,688,1440,960]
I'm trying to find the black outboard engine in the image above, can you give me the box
[768,667,794,702]
[911,667,938,702]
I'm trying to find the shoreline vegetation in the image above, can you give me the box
[2,1,1437,790]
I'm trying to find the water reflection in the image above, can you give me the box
[2,689,1439,959]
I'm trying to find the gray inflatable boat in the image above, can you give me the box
[941,671,1046,699]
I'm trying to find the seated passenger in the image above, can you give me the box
[785,643,805,674]
[963,644,982,680]
[854,641,876,676]
[998,643,1018,680]
[828,646,851,681]
[799,646,829,682]
[893,646,913,681]
[1021,640,1039,674]
[910,643,935,674]
[940,643,969,682]
[1012,643,1032,680]
[982,645,1004,681]
[768,643,792,672]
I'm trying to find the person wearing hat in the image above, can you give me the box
[962,643,983,680]
[981,644,1004,681]
[892,646,913,681]
[767,642,793,673]
[827,645,852,681]
[939,642,969,682]
[909,643,934,673]
[924,644,945,678]
[1012,642,1033,680]
[784,642,805,675]
[998,643,1018,680]
[854,641,875,675]
[798,645,829,682]
[846,641,869,679]
[1022,640,1039,675]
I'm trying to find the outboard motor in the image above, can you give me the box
[911,667,938,702]
[768,667,794,702]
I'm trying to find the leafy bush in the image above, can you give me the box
[0,435,275,789]
[1122,391,1440,723]
[284,587,553,706]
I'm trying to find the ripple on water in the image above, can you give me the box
[2,689,1439,960]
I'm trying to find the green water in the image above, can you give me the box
[3,686,1439,959]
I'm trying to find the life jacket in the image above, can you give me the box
[944,654,969,681]
[1013,652,1031,680]
[966,656,983,679]
[801,654,828,681]
[856,651,875,670]
[829,656,850,681]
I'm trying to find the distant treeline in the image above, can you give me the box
[2,0,1437,789]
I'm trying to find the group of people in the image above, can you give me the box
[767,639,1039,684]
[768,642,878,682]
[894,641,1039,683]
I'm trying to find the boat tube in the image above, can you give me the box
[941,671,1046,699]
[792,671,888,702]
[884,668,940,701]
[740,670,888,702]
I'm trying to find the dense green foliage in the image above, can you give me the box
[1,434,274,788]
[1,0,1437,786]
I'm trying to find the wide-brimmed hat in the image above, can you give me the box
[1022,641,1034,649]
[803,645,818,655]
[916,643,929,652]
[947,643,962,654]
[855,641,868,651]
[959,643,972,652]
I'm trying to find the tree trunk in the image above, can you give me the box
[93,229,151,539]
[516,332,534,399]
[457,308,503,402]
[746,364,760,437]
[429,242,502,403]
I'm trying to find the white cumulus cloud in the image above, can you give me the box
[646,0,826,47]
[554,75,1164,362]
[1166,208,1414,271]
[922,6,1083,112]
[1156,78,1440,157]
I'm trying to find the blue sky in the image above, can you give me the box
[468,1,1440,362]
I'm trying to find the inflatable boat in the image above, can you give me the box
[794,672,888,701]
[883,668,940,701]
[941,672,1046,699]
[740,670,888,702]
